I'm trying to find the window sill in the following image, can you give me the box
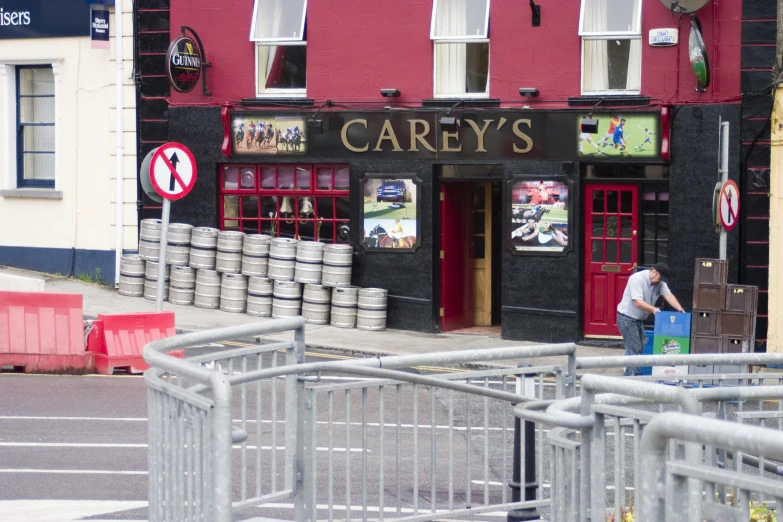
[568,95,651,107]
[422,98,500,108]
[1,188,62,199]
[241,97,314,107]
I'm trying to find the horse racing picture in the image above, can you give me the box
[510,179,570,254]
[231,114,307,155]
[361,176,419,251]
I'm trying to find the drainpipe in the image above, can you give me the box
[114,0,125,287]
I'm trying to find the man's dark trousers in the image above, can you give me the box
[617,313,645,377]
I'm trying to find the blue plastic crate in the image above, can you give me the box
[654,312,692,338]
[641,329,654,376]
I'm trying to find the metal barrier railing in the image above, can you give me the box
[143,321,783,522]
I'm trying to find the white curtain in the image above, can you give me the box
[583,0,608,92]
[625,0,642,90]
[435,0,467,95]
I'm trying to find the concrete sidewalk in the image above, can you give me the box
[3,268,625,373]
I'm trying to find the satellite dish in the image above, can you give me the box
[659,0,710,14]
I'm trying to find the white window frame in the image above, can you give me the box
[430,0,491,99]
[250,0,308,43]
[0,59,62,196]
[432,41,490,99]
[430,0,490,40]
[254,42,307,98]
[579,0,643,96]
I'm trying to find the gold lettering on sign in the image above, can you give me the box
[465,119,494,152]
[441,121,462,152]
[409,119,436,152]
[341,119,369,152]
[512,119,534,154]
[373,120,403,152]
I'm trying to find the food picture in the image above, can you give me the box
[361,177,419,250]
[510,180,569,253]
[577,113,660,159]
[231,114,307,155]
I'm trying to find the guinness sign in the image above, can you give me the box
[166,35,202,94]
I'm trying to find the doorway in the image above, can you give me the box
[440,180,502,332]
[583,184,639,337]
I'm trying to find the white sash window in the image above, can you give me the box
[250,0,307,97]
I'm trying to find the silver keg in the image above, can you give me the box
[301,284,330,325]
[215,231,245,274]
[220,273,248,313]
[194,269,221,309]
[166,223,193,266]
[189,227,219,270]
[247,276,273,317]
[169,266,196,305]
[268,238,298,281]
[143,261,170,301]
[356,288,388,331]
[322,244,353,287]
[272,280,302,318]
[242,234,271,277]
[330,285,359,328]
[139,219,162,261]
[118,254,145,297]
[295,241,325,284]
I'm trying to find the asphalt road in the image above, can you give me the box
[0,345,539,522]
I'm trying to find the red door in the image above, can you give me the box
[584,185,639,337]
[440,184,473,332]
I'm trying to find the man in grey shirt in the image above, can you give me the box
[617,263,685,376]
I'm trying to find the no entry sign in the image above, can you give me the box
[719,179,740,232]
[150,142,197,201]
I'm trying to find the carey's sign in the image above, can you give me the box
[166,36,203,94]
[0,1,90,39]
[227,110,665,162]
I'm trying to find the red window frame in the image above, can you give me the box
[219,164,350,243]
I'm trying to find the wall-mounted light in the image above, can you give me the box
[580,98,605,135]
[440,116,458,132]
[519,88,539,97]
[307,119,323,133]
[380,88,400,98]
[529,0,541,27]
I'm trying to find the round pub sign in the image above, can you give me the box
[166,36,202,93]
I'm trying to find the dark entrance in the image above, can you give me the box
[438,166,502,332]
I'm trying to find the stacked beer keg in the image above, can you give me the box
[117,221,388,331]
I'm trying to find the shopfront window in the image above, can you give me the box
[220,164,350,243]
[641,183,669,265]
[251,0,307,97]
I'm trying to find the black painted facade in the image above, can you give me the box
[151,104,739,342]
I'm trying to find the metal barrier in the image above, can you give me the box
[143,322,577,522]
[143,321,783,522]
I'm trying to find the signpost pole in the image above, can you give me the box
[155,199,171,312]
[719,121,729,260]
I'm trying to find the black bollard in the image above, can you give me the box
[507,362,540,522]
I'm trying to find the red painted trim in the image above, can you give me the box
[221,104,232,157]
[660,106,671,162]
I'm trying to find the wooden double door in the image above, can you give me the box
[583,184,639,338]
[440,182,497,332]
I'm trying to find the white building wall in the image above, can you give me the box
[0,4,137,276]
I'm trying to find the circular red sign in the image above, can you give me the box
[149,142,198,201]
[719,179,740,232]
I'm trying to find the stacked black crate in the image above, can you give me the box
[691,258,728,355]
[690,258,759,377]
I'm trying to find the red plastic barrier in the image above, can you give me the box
[87,312,181,375]
[0,291,93,373]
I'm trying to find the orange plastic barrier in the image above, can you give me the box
[87,312,180,375]
[0,291,93,373]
